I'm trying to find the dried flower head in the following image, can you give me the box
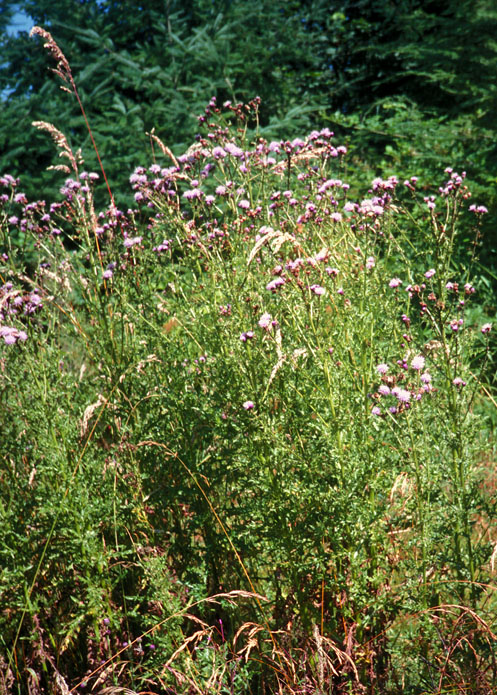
[30,27,72,87]
[32,121,80,175]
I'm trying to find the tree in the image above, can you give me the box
[0,0,327,206]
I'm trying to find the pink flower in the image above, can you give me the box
[452,377,466,387]
[389,278,402,288]
[372,406,381,416]
[182,188,203,200]
[365,256,375,270]
[123,236,142,248]
[395,388,411,403]
[266,277,286,291]
[225,142,244,158]
[0,326,27,344]
[424,269,436,279]
[212,146,226,159]
[242,400,255,410]
[411,355,425,371]
[481,322,492,334]
[310,284,326,296]
[376,363,389,375]
[359,199,384,216]
[258,312,273,329]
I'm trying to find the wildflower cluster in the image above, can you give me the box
[0,281,44,344]
[371,356,435,417]
[1,95,495,695]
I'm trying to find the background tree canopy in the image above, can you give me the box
[1,0,497,258]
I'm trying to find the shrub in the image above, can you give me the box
[0,31,496,695]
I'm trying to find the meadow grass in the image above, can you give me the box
[0,29,496,695]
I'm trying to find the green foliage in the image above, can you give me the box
[3,0,497,238]
[1,0,327,208]
[1,100,496,692]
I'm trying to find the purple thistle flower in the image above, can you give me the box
[481,322,492,334]
[469,204,488,214]
[224,142,244,158]
[0,174,17,186]
[411,355,425,371]
[389,278,402,288]
[212,146,226,159]
[325,267,339,277]
[258,312,272,329]
[183,188,202,200]
[395,388,411,403]
[123,236,142,248]
[243,400,255,410]
[450,318,463,331]
[359,198,384,216]
[372,406,381,416]
[376,363,389,375]
[0,325,26,344]
[266,277,285,292]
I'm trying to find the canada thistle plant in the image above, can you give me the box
[0,32,496,695]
